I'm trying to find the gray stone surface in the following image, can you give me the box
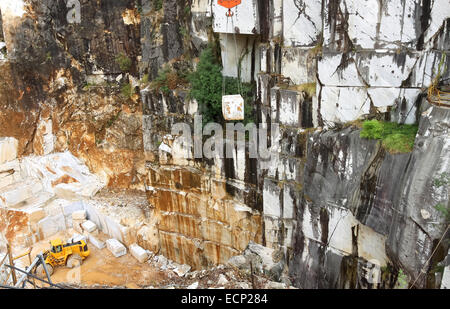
[289,103,450,288]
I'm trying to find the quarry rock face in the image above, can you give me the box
[138,0,449,288]
[0,0,145,190]
[0,0,449,289]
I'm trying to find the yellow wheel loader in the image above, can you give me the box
[35,238,90,278]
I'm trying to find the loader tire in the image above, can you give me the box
[36,263,53,279]
[67,254,82,268]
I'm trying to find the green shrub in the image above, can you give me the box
[189,46,254,125]
[150,65,188,94]
[140,73,149,85]
[396,269,408,289]
[360,120,418,154]
[115,53,132,72]
[434,203,450,223]
[153,0,163,11]
[150,67,171,94]
[188,47,223,124]
[121,83,134,98]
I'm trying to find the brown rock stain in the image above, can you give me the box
[51,174,79,187]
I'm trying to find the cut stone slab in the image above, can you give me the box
[72,210,87,220]
[130,243,148,263]
[441,250,450,289]
[0,181,43,207]
[24,208,46,224]
[222,95,244,120]
[106,239,127,258]
[69,233,88,244]
[38,215,66,239]
[15,192,54,210]
[0,173,15,190]
[0,137,18,164]
[81,220,97,233]
[88,229,99,236]
[89,235,106,249]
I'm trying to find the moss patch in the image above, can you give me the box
[360,120,418,154]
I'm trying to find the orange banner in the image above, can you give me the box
[218,0,241,9]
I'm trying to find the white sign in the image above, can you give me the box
[222,94,244,120]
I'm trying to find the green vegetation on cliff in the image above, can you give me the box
[188,46,254,125]
[115,53,132,72]
[360,120,418,154]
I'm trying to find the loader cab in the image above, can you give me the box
[50,239,64,259]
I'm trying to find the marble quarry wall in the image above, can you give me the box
[0,0,448,288]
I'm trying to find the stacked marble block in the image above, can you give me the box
[129,243,149,263]
[105,239,127,258]
[72,209,149,262]
[71,210,105,249]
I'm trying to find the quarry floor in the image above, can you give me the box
[8,189,276,289]
[14,228,281,289]
[19,229,165,289]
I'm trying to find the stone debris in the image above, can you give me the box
[0,149,106,245]
[265,281,286,289]
[226,242,285,282]
[145,250,155,259]
[217,274,229,286]
[21,152,104,199]
[173,264,191,277]
[106,239,127,258]
[237,282,250,289]
[130,243,148,263]
[81,220,97,233]
[154,255,168,269]
[187,281,199,289]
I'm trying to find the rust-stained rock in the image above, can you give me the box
[0,208,30,245]
[0,0,144,190]
[51,175,79,187]
[147,165,262,269]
